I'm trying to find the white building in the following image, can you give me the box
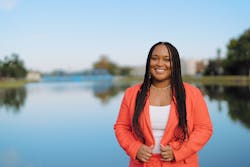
[26,71,41,82]
[130,65,145,76]
[181,58,197,76]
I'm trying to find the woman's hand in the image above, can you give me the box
[160,144,175,162]
[136,145,153,162]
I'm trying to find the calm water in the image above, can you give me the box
[0,81,250,167]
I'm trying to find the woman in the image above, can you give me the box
[114,42,213,167]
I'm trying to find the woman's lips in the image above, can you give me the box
[154,69,166,74]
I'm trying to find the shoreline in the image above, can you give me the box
[0,79,28,88]
[1,75,249,88]
[114,75,250,86]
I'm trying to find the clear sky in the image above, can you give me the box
[1,0,250,72]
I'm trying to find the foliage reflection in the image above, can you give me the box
[0,87,27,112]
[203,85,250,129]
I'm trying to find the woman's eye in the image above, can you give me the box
[164,58,170,61]
[151,57,157,60]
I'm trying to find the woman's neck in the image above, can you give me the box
[151,80,171,88]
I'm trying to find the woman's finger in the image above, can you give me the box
[160,144,166,151]
[145,152,152,157]
[141,157,149,162]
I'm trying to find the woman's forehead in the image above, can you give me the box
[152,44,171,56]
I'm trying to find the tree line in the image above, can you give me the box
[0,53,27,79]
[93,55,132,76]
[204,28,250,76]
[1,28,249,79]
[94,28,250,77]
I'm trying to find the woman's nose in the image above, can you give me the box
[157,59,164,66]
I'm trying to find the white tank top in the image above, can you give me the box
[149,105,170,153]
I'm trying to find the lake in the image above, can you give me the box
[0,81,250,167]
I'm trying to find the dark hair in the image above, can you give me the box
[132,41,188,142]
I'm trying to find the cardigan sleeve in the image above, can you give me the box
[114,89,143,160]
[170,88,213,162]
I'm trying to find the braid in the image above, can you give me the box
[167,42,188,141]
[132,42,188,142]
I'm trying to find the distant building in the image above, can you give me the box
[181,58,208,76]
[196,60,208,75]
[130,65,145,76]
[42,69,113,82]
[181,58,196,76]
[26,71,41,81]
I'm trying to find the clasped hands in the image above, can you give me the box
[136,144,175,163]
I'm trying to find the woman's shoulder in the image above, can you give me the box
[125,83,142,93]
[183,82,198,90]
[183,82,203,96]
[122,83,142,101]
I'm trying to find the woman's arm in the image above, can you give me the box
[169,88,213,162]
[114,90,143,160]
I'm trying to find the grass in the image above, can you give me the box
[115,75,250,86]
[183,75,250,86]
[0,79,28,88]
[1,75,249,88]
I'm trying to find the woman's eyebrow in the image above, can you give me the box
[151,54,170,58]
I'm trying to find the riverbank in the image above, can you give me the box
[183,75,250,86]
[0,79,28,88]
[114,75,250,86]
[1,75,249,88]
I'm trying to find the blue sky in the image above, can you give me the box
[1,0,250,72]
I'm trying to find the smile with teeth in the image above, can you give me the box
[155,68,166,74]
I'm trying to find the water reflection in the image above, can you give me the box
[92,81,130,103]
[0,81,132,112]
[0,87,27,112]
[203,85,250,129]
[1,82,250,130]
[1,82,250,166]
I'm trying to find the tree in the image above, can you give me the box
[0,53,27,78]
[93,55,119,75]
[93,55,133,76]
[119,66,132,76]
[204,48,223,76]
[204,59,220,75]
[224,29,250,75]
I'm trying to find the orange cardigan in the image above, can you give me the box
[114,83,213,167]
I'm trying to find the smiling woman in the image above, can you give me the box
[150,44,171,83]
[114,42,213,167]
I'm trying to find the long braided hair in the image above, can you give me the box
[132,42,188,142]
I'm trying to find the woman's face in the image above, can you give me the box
[149,44,171,82]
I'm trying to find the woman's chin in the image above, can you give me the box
[153,77,170,82]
